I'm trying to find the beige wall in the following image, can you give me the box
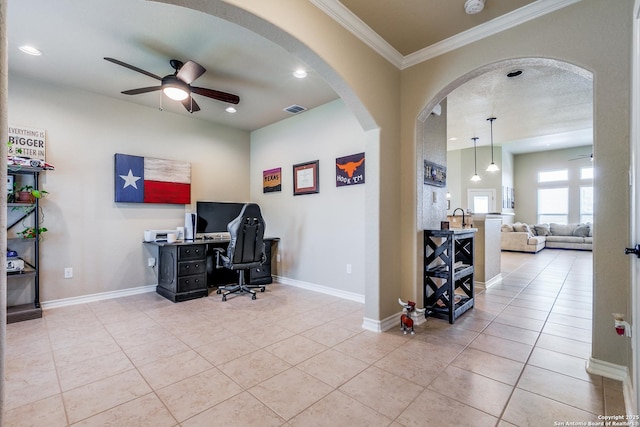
[8,75,251,302]
[160,0,402,324]
[402,0,633,367]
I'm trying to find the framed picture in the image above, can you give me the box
[293,160,319,195]
[424,160,446,187]
[263,167,282,193]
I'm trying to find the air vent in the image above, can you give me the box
[284,104,307,114]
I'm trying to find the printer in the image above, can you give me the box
[143,229,180,242]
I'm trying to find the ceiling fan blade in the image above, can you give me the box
[192,86,240,104]
[181,96,201,113]
[104,57,162,80]
[121,86,162,95]
[176,60,206,84]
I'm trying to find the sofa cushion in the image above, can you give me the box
[546,235,585,244]
[501,224,514,232]
[583,237,593,244]
[527,236,546,245]
[534,224,551,236]
[550,223,579,236]
[513,223,534,237]
[573,224,590,237]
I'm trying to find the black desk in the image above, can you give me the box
[145,237,278,302]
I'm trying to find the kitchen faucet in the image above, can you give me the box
[452,208,466,228]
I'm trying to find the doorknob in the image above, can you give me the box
[625,244,640,258]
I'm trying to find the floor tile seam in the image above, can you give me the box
[243,366,337,423]
[513,382,604,417]
[445,358,525,388]
[544,318,593,331]
[261,340,330,367]
[42,318,73,426]
[525,358,599,385]
[423,382,510,421]
[494,250,575,422]
[324,383,396,425]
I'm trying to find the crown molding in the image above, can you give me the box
[311,0,582,70]
[309,0,404,67]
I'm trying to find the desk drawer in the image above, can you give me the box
[178,274,206,292]
[179,245,205,261]
[178,260,205,276]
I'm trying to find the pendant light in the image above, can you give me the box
[471,137,481,182]
[486,117,499,172]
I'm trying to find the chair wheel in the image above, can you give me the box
[252,294,257,300]
[216,289,221,294]
[260,287,265,292]
[222,295,227,301]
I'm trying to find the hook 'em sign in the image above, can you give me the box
[336,152,365,187]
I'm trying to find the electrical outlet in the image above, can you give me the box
[64,267,73,279]
[148,257,156,267]
[346,264,352,274]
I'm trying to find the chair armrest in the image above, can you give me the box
[211,247,227,269]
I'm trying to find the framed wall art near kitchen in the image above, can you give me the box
[424,160,446,187]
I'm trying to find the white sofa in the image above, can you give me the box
[501,222,592,253]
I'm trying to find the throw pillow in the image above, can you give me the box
[501,224,514,232]
[534,224,551,236]
[587,222,593,237]
[513,223,528,232]
[573,224,590,237]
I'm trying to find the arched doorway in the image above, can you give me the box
[415,57,594,311]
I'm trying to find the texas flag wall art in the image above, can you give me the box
[114,153,191,204]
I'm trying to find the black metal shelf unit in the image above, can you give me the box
[423,229,475,324]
[7,166,44,323]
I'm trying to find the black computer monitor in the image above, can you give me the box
[196,201,245,237]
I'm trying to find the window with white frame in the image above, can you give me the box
[581,167,593,180]
[580,186,593,224]
[538,188,569,224]
[539,169,568,183]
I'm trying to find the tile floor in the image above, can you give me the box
[3,250,625,426]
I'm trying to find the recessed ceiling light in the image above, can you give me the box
[19,45,42,56]
[507,70,523,78]
[293,69,307,79]
[225,106,237,113]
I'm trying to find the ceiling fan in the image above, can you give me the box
[569,153,593,162]
[104,57,240,113]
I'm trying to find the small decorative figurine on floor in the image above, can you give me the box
[398,298,426,335]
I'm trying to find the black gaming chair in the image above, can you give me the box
[214,203,267,301]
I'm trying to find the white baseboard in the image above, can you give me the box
[41,284,156,309]
[586,356,636,416]
[273,275,364,303]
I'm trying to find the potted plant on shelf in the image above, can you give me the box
[16,185,47,204]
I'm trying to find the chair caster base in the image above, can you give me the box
[252,294,257,300]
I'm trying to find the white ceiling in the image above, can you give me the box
[8,0,593,154]
[8,0,339,132]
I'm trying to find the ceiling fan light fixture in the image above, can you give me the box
[226,106,237,113]
[162,75,190,101]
